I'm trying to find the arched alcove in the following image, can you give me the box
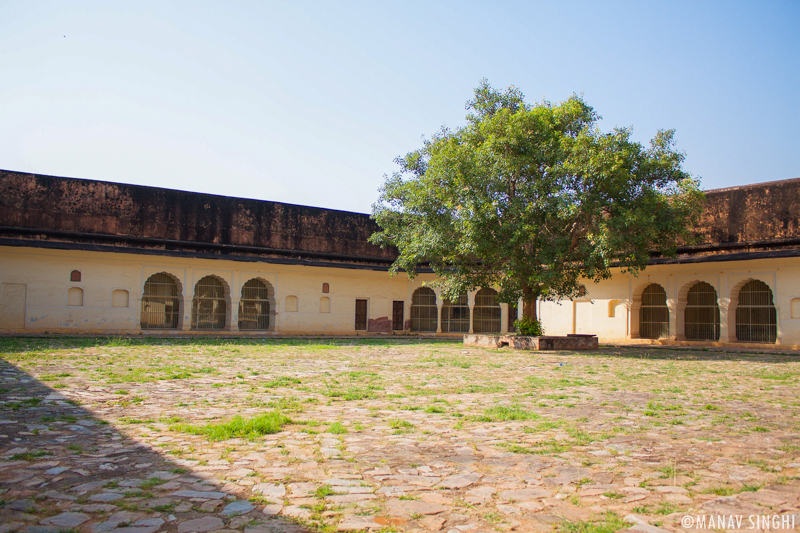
[442,293,470,333]
[473,288,501,333]
[191,276,229,330]
[141,272,182,329]
[734,279,777,343]
[410,287,437,332]
[239,278,274,330]
[639,284,669,339]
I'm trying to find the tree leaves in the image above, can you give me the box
[371,81,704,318]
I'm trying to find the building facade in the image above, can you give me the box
[0,169,798,348]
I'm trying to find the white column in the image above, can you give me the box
[718,298,731,343]
[668,302,677,340]
[468,291,475,334]
[230,299,240,332]
[181,297,192,331]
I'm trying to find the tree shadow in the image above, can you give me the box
[0,358,314,533]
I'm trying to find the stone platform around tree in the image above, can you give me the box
[464,333,599,350]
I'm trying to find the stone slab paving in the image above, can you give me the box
[1,337,799,533]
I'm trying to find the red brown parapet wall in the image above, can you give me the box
[0,169,396,261]
[464,334,599,350]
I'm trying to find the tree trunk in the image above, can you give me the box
[521,282,539,322]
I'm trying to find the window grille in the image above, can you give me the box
[141,273,180,329]
[392,301,404,330]
[684,282,720,341]
[239,279,270,330]
[473,288,501,333]
[192,276,226,330]
[639,284,669,339]
[411,287,438,332]
[442,293,470,333]
[736,280,777,343]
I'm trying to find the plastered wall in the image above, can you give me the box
[2,245,798,346]
[538,257,800,346]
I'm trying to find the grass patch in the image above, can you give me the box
[170,411,290,441]
[10,450,52,461]
[328,422,348,434]
[559,511,629,533]
[476,405,539,422]
[389,419,415,434]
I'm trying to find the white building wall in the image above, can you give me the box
[2,244,799,347]
[539,257,800,347]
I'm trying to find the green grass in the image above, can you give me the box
[559,511,629,533]
[313,484,338,498]
[170,411,291,441]
[476,405,539,422]
[140,477,167,489]
[264,376,302,388]
[389,419,415,434]
[328,422,348,434]
[10,449,52,461]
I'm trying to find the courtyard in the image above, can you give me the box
[0,337,798,533]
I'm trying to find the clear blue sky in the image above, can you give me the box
[1,1,798,214]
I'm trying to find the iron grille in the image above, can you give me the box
[473,288,501,333]
[736,280,777,343]
[141,273,180,329]
[640,284,669,339]
[685,282,720,341]
[442,293,470,333]
[411,288,438,332]
[192,276,226,330]
[239,279,271,330]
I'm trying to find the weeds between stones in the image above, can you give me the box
[170,411,291,441]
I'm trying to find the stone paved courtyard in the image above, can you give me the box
[1,337,799,533]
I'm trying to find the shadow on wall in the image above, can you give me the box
[0,358,314,533]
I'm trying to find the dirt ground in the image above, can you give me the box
[1,337,799,533]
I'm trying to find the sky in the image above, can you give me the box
[1,1,798,214]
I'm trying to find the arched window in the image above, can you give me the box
[70,270,81,282]
[192,276,227,330]
[141,273,180,329]
[410,287,437,332]
[685,282,720,341]
[239,279,271,330]
[473,288,501,333]
[442,293,470,333]
[640,284,669,339]
[736,280,777,343]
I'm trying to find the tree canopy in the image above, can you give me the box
[370,80,704,321]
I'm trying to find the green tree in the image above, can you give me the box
[370,80,704,322]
